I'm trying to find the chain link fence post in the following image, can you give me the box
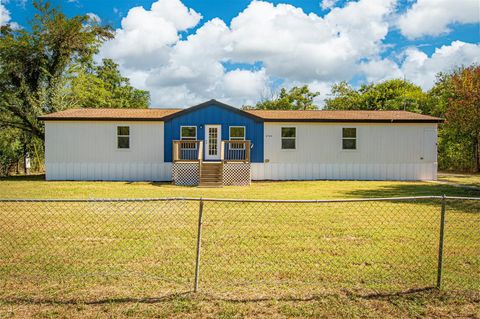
[436,194,447,289]
[194,198,204,293]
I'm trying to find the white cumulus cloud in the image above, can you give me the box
[360,58,403,83]
[0,1,20,29]
[86,12,101,24]
[223,68,268,98]
[99,0,398,107]
[99,0,478,108]
[100,0,201,70]
[397,0,480,39]
[358,41,480,89]
[320,0,338,10]
[401,41,480,89]
[0,1,11,26]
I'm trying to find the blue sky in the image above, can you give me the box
[2,0,479,107]
[6,0,478,52]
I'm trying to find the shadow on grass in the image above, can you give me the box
[353,287,436,300]
[0,291,193,306]
[0,287,441,305]
[344,183,480,214]
[438,172,480,187]
[344,182,480,198]
[150,182,195,188]
[0,174,45,182]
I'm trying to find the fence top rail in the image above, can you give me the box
[0,195,478,203]
[439,196,480,201]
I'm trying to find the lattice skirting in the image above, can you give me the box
[172,163,199,186]
[223,163,251,186]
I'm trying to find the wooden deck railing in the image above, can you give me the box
[222,140,251,163]
[173,140,250,162]
[173,140,203,162]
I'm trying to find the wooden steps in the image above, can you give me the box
[199,162,223,187]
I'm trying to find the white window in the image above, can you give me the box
[117,126,130,149]
[180,126,197,149]
[342,128,357,150]
[229,126,246,149]
[181,126,197,140]
[281,127,296,149]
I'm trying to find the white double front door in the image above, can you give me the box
[204,125,221,161]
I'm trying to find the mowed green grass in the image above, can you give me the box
[438,172,480,188]
[0,174,479,318]
[1,173,479,199]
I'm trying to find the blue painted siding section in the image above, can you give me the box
[164,104,264,162]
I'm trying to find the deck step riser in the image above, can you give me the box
[199,163,223,187]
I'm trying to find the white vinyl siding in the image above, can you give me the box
[258,122,438,180]
[45,121,169,181]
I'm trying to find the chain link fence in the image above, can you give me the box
[0,196,478,301]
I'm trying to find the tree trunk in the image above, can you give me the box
[23,145,28,175]
[476,134,480,173]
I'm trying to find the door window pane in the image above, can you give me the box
[208,127,218,156]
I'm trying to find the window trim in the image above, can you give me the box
[229,126,246,150]
[342,127,357,151]
[180,125,197,150]
[281,127,296,150]
[180,125,197,140]
[117,126,130,150]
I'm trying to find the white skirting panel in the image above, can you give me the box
[45,162,172,181]
[251,163,437,181]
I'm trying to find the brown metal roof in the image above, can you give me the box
[39,108,182,121]
[39,106,443,123]
[245,110,443,123]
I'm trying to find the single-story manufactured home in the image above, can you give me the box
[40,99,443,186]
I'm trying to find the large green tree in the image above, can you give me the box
[324,79,430,113]
[0,128,23,176]
[245,85,320,110]
[0,1,113,140]
[66,59,150,109]
[443,66,480,172]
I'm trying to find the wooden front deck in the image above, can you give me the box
[172,140,251,187]
[172,140,251,163]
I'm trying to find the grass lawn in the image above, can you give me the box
[1,173,479,199]
[438,172,480,188]
[0,174,479,318]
